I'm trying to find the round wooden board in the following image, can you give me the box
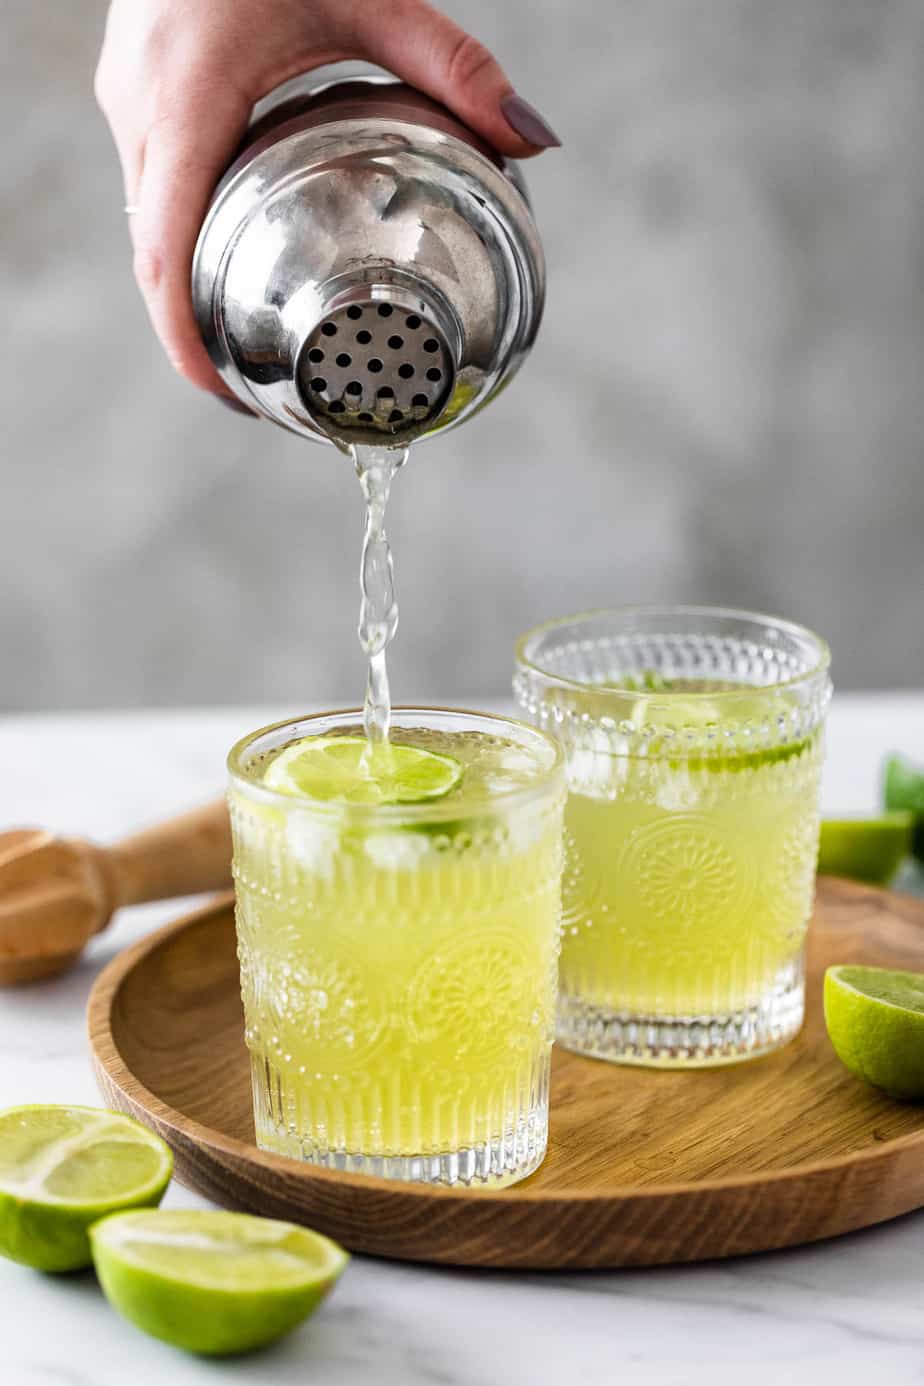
[88,878,924,1269]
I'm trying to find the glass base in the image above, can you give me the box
[251,1060,549,1188]
[556,963,805,1068]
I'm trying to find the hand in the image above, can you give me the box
[94,0,560,405]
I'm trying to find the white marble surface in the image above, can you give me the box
[2,695,924,1385]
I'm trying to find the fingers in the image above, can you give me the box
[129,84,254,394]
[351,0,560,158]
[96,4,255,398]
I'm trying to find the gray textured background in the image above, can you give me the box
[3,0,923,712]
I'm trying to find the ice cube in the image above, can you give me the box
[654,770,701,812]
[364,831,433,871]
[285,808,341,879]
[568,747,622,798]
[496,746,539,780]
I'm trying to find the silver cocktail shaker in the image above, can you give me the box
[192,75,545,448]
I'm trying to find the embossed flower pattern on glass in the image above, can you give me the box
[560,823,602,934]
[622,816,746,927]
[407,930,553,1065]
[250,946,384,1076]
[762,805,820,931]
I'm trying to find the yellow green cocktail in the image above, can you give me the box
[228,709,564,1185]
[515,607,831,1066]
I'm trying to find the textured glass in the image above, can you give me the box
[514,607,831,1067]
[228,709,564,1186]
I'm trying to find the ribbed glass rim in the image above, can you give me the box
[515,604,831,704]
[227,706,565,823]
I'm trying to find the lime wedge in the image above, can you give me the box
[825,964,924,1098]
[263,735,463,805]
[0,1105,172,1271]
[817,813,913,884]
[91,1209,349,1355]
[883,755,924,863]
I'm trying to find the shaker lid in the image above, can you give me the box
[227,78,503,185]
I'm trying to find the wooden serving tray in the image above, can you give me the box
[88,879,924,1269]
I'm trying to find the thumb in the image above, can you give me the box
[352,0,560,158]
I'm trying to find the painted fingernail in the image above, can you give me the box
[500,93,561,149]
[216,394,259,418]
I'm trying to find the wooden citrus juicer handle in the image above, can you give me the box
[0,801,232,986]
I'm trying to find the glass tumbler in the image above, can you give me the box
[514,607,831,1067]
[228,708,565,1186]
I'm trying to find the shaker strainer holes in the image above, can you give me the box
[423,338,439,353]
[368,358,383,373]
[388,410,404,423]
[336,353,352,368]
[358,412,374,422]
[426,367,442,382]
[377,303,393,317]
[406,314,421,329]
[346,305,363,320]
[310,377,327,392]
[328,400,346,413]
[387,335,404,350]
[307,348,324,363]
[356,330,372,345]
[412,394,428,408]
[345,381,362,396]
[321,322,337,336]
[376,386,395,399]
[398,363,415,379]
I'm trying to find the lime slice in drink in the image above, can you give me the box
[630,692,722,730]
[91,1209,349,1356]
[0,1105,172,1271]
[264,735,463,805]
[825,964,924,1098]
[817,813,913,884]
[627,687,809,769]
[883,755,924,863]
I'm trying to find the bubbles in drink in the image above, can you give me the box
[352,444,407,746]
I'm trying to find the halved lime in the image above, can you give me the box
[0,1105,172,1271]
[817,813,913,884]
[883,755,924,863]
[91,1209,349,1355]
[825,964,924,1098]
[263,735,463,805]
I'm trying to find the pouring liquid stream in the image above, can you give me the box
[353,444,408,752]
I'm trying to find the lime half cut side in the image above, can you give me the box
[91,1209,349,1356]
[825,965,924,1099]
[263,735,463,806]
[0,1105,172,1271]
[817,813,913,885]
